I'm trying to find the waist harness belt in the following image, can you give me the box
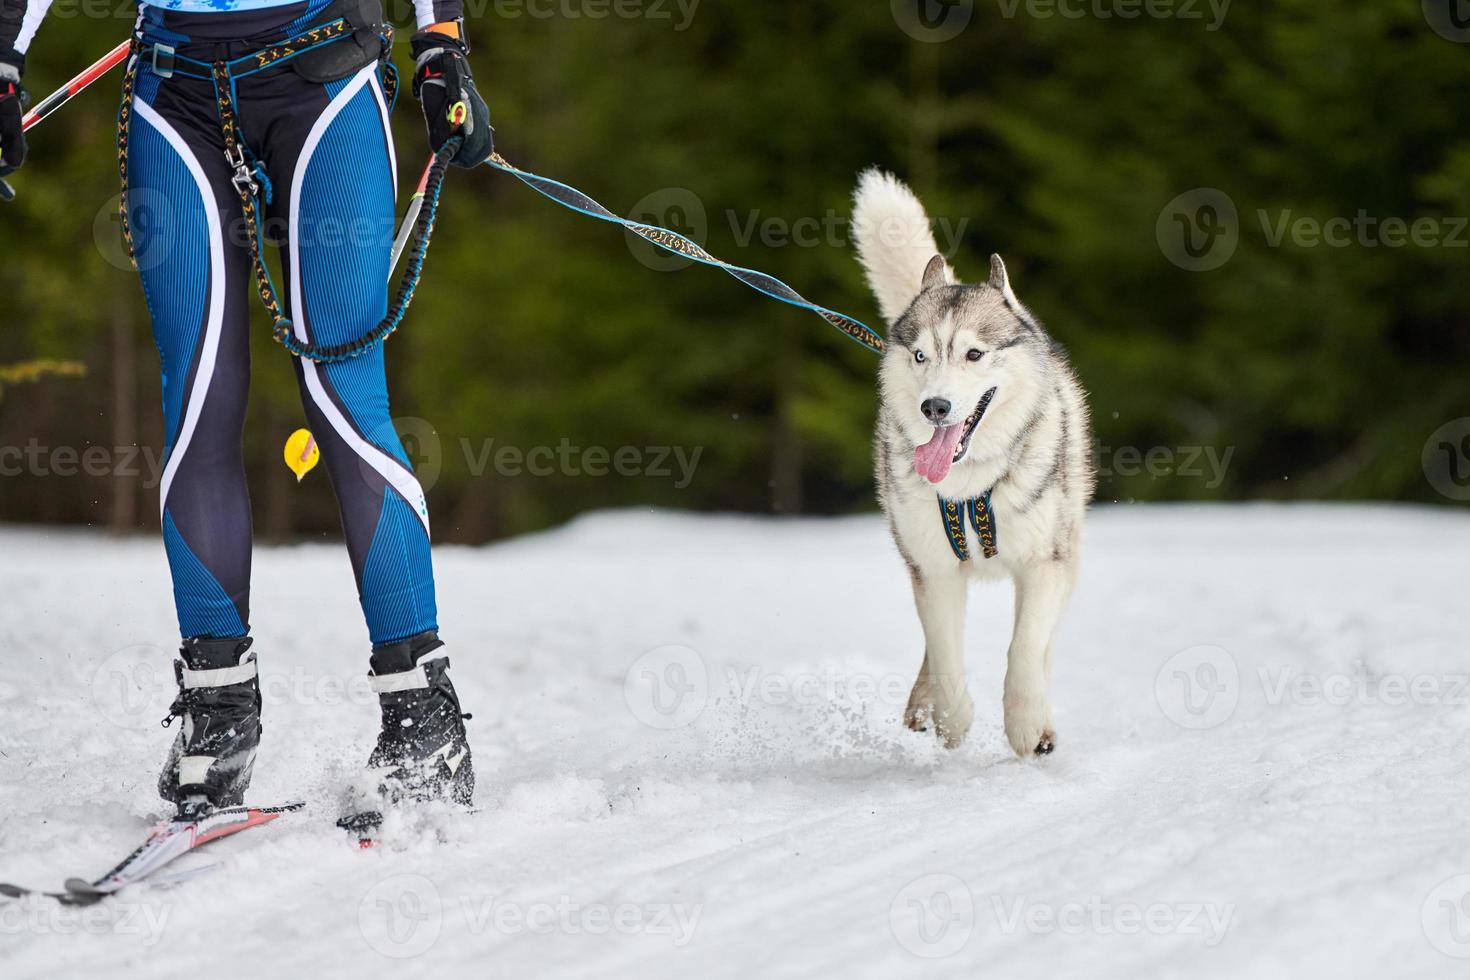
[117,17,459,363]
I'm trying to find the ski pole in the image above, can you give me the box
[21,40,130,133]
[389,154,436,276]
[1,41,130,201]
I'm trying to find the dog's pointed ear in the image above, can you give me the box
[989,254,1021,307]
[921,254,950,291]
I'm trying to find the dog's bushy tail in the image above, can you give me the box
[851,168,951,327]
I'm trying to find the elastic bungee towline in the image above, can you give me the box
[478,153,887,356]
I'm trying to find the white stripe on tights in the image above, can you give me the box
[368,71,398,202]
[136,99,226,521]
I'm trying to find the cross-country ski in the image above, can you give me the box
[1,802,302,904]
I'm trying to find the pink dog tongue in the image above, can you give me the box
[914,425,966,484]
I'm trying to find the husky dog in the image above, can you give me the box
[851,170,1094,757]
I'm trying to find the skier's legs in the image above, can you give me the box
[128,66,254,640]
[242,61,470,822]
[258,63,439,647]
[128,52,264,811]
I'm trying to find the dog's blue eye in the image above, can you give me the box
[914,350,926,364]
[967,349,984,362]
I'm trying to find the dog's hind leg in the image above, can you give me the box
[904,567,974,748]
[1004,560,1073,757]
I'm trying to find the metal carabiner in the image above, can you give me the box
[224,145,259,199]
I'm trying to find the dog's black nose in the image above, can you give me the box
[921,398,951,424]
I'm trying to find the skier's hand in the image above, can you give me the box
[410,25,492,170]
[0,57,27,182]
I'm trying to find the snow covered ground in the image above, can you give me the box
[1,504,1467,979]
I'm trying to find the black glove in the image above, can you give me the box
[0,56,26,181]
[410,29,492,169]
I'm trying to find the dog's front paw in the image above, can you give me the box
[1003,691,1054,758]
[906,674,974,748]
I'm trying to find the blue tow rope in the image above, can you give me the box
[482,153,887,356]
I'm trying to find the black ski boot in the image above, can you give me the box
[158,636,262,819]
[359,630,474,814]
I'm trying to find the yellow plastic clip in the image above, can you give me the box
[448,101,468,126]
[283,428,320,482]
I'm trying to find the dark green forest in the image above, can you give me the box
[2,0,1468,542]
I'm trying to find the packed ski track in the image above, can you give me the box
[1,504,1466,979]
